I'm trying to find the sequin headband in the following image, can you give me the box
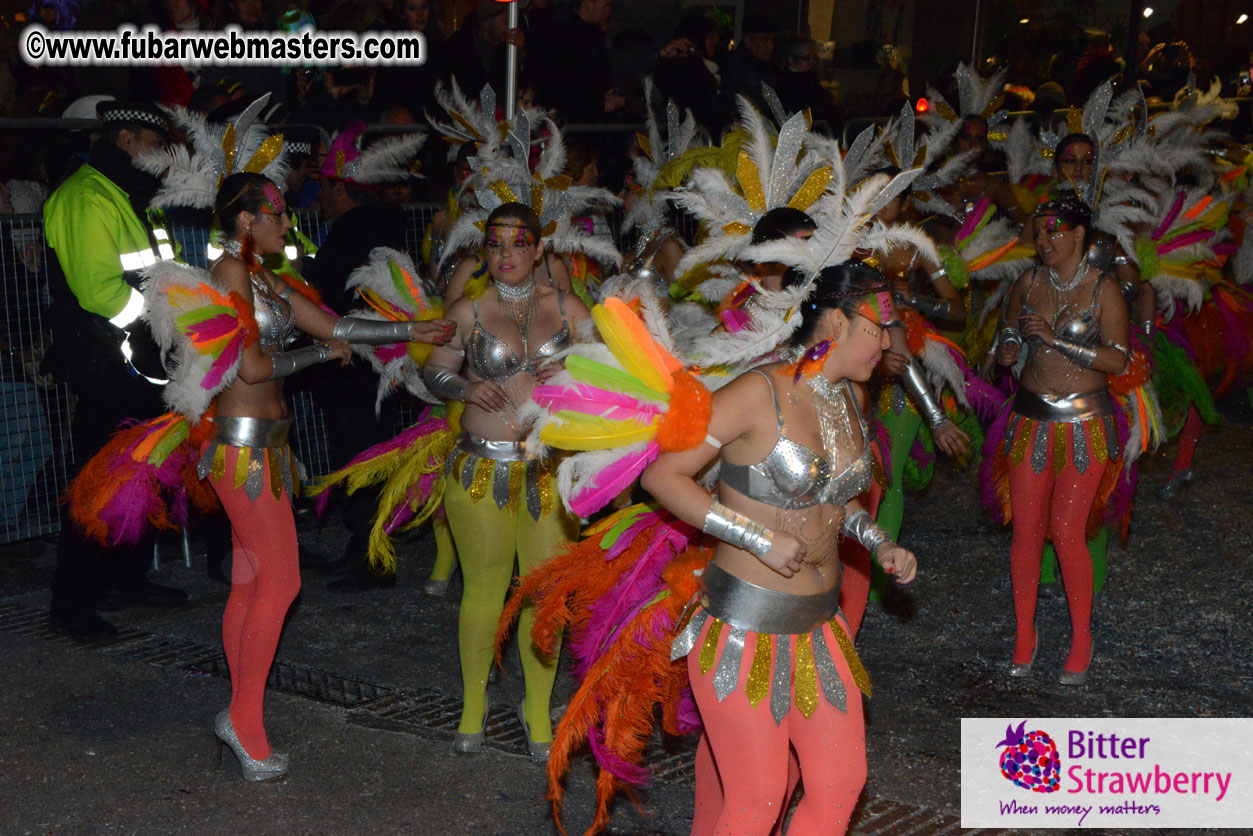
[1033,196,1091,228]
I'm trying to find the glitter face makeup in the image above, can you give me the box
[258,182,287,218]
[854,291,895,339]
[486,222,538,248]
[1034,214,1077,242]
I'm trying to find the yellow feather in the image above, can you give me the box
[591,302,671,394]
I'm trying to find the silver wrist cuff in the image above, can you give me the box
[332,316,412,344]
[909,294,952,320]
[1053,338,1098,368]
[843,509,893,555]
[899,359,948,430]
[999,327,1023,348]
[1140,320,1154,337]
[269,344,333,379]
[422,365,469,400]
[927,266,948,283]
[703,501,773,557]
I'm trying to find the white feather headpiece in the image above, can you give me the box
[135,93,290,210]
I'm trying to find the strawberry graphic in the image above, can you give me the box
[996,721,1061,793]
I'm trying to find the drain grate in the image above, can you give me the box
[103,633,223,668]
[0,600,146,646]
[188,654,394,707]
[352,690,530,757]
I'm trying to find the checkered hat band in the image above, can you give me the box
[104,109,170,133]
[285,141,312,155]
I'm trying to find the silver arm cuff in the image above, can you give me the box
[1052,338,1098,368]
[269,344,333,379]
[331,316,412,344]
[999,326,1023,349]
[899,359,949,430]
[927,266,948,283]
[703,501,773,557]
[909,294,954,320]
[422,365,469,400]
[843,509,894,555]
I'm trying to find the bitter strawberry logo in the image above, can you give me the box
[996,720,1061,793]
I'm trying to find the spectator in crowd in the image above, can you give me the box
[776,37,842,136]
[374,0,445,120]
[527,0,624,124]
[653,15,721,135]
[719,13,778,126]
[199,0,287,106]
[440,0,525,104]
[42,101,187,637]
[304,126,410,592]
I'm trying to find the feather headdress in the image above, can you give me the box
[320,121,427,185]
[671,97,835,275]
[625,79,705,233]
[135,93,290,210]
[437,110,622,271]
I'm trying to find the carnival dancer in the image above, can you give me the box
[423,202,590,759]
[205,172,455,779]
[427,81,619,305]
[988,196,1130,685]
[642,260,917,836]
[496,164,933,834]
[68,99,457,777]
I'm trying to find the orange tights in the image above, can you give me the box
[1008,437,1106,674]
[209,446,301,760]
[688,618,867,836]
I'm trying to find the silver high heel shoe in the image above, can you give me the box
[1058,641,1093,686]
[453,697,490,754]
[1157,468,1195,501]
[214,709,289,782]
[517,701,551,763]
[1008,630,1039,678]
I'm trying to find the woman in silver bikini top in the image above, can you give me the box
[466,292,572,381]
[720,369,874,511]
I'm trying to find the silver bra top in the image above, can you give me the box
[1021,268,1107,348]
[467,291,572,381]
[250,276,296,351]
[720,370,873,510]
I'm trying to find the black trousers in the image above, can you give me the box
[49,344,165,621]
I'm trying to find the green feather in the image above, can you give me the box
[565,355,663,401]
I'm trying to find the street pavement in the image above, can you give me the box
[1,418,1250,836]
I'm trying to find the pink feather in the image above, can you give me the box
[373,343,407,363]
[720,308,753,333]
[202,333,244,390]
[571,518,691,679]
[957,197,992,242]
[588,727,652,786]
[187,312,241,342]
[568,442,660,517]
[1158,228,1214,255]
[1152,191,1186,241]
[532,384,661,422]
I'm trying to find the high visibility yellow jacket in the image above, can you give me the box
[43,163,175,327]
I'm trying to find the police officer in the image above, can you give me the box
[44,100,187,637]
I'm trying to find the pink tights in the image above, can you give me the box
[1008,433,1106,674]
[688,618,866,836]
[210,446,301,760]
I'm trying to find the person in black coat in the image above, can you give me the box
[526,0,624,124]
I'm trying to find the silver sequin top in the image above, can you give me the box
[250,276,296,351]
[466,292,572,381]
[720,370,873,510]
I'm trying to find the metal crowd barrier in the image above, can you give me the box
[0,199,681,545]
